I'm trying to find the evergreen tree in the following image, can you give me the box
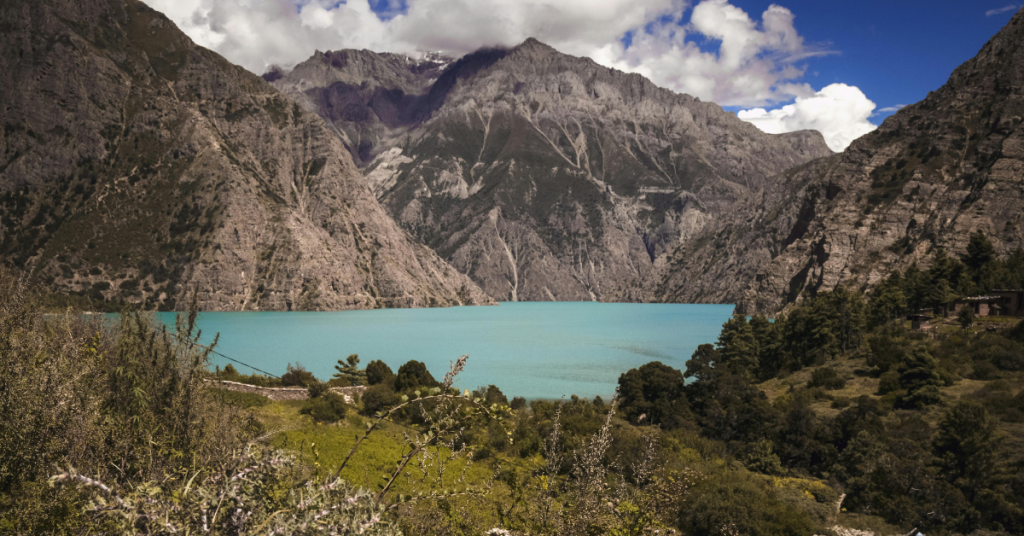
[868,274,907,329]
[896,348,943,408]
[928,279,958,317]
[332,354,367,386]
[617,362,692,429]
[394,360,438,391]
[365,360,395,386]
[717,314,758,377]
[958,306,974,331]
[826,286,867,353]
[903,263,929,312]
[784,296,839,367]
[962,231,996,275]
[934,401,998,499]
[963,232,1002,293]
[751,314,786,380]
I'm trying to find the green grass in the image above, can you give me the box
[254,401,508,495]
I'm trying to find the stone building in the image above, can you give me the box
[953,289,1024,317]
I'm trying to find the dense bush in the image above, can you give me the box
[678,471,817,536]
[472,384,509,406]
[214,363,283,387]
[51,448,399,535]
[618,361,692,428]
[877,370,902,395]
[301,392,350,423]
[366,359,395,386]
[0,270,251,533]
[972,334,1024,371]
[394,360,438,391]
[361,384,401,416]
[808,367,846,390]
[281,362,317,387]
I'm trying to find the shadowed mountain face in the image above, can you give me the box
[658,9,1024,313]
[273,39,832,302]
[0,0,493,310]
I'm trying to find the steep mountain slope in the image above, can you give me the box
[0,0,492,310]
[273,40,832,302]
[658,9,1024,313]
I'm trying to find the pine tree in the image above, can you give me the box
[332,354,367,386]
[934,401,998,498]
[868,274,907,329]
[717,315,758,377]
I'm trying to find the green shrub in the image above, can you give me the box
[365,360,395,386]
[0,272,249,533]
[281,362,317,387]
[743,440,784,476]
[300,392,349,423]
[306,379,330,399]
[972,335,1024,371]
[971,360,1001,380]
[878,371,901,395]
[214,363,284,387]
[394,360,438,391]
[361,384,401,416]
[50,448,399,535]
[808,367,846,390]
[472,384,508,406]
[617,361,692,428]
[677,471,818,536]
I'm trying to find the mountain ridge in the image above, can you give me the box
[0,0,493,310]
[271,38,833,302]
[656,8,1024,313]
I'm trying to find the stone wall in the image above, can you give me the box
[204,379,366,403]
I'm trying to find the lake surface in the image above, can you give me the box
[158,302,735,400]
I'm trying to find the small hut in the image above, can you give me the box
[991,289,1024,316]
[954,296,1005,317]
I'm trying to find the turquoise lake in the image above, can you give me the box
[158,302,735,400]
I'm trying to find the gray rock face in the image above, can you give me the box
[0,0,493,310]
[657,9,1024,313]
[272,39,832,302]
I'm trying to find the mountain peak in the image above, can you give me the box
[511,37,557,55]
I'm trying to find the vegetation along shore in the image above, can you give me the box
[2,231,1024,535]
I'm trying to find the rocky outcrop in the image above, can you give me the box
[657,9,1024,313]
[272,39,832,302]
[0,0,493,310]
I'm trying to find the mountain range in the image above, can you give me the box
[2,0,1022,312]
[270,41,832,302]
[0,0,492,310]
[657,8,1024,312]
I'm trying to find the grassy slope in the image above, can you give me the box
[245,395,905,534]
[757,316,1024,456]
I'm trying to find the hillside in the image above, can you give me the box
[0,0,492,310]
[658,8,1024,313]
[272,40,832,302]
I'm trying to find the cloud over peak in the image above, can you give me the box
[148,0,877,151]
[738,84,877,152]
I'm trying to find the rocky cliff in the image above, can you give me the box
[0,0,492,310]
[272,40,832,302]
[657,9,1024,313]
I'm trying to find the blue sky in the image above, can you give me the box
[718,1,1020,123]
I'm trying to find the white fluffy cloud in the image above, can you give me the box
[737,83,877,151]
[146,0,878,149]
